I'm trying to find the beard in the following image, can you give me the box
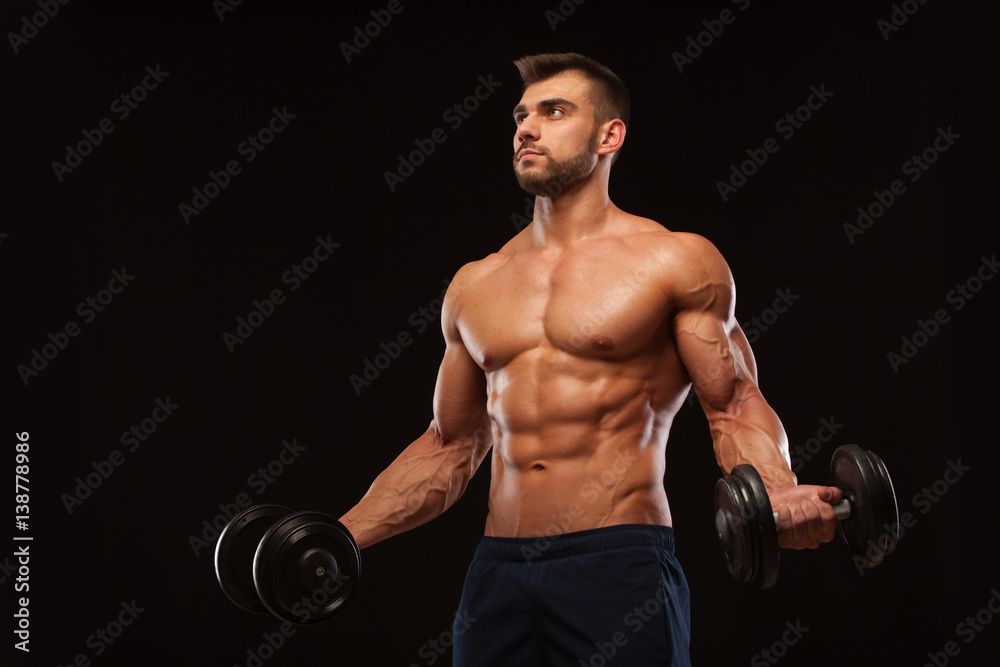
[513,127,599,198]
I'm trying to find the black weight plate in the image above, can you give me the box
[715,475,753,584]
[254,511,361,625]
[215,504,292,614]
[733,465,779,589]
[870,451,900,557]
[831,445,898,568]
[831,445,875,559]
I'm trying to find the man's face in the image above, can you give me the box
[511,72,600,197]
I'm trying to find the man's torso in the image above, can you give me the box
[451,213,706,537]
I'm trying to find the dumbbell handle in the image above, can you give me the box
[771,499,851,523]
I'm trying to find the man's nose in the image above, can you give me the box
[515,114,539,142]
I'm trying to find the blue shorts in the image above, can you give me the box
[452,524,691,666]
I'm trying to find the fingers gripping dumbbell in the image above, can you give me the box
[714,444,899,589]
[214,504,361,624]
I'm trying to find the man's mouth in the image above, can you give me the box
[517,149,542,161]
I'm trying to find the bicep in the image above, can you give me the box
[430,274,492,460]
[432,339,490,441]
[668,236,759,411]
[675,296,758,411]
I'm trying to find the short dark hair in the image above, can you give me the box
[513,52,630,130]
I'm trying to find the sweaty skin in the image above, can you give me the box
[340,71,841,552]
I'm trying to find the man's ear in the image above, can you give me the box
[597,119,626,158]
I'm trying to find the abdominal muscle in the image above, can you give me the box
[481,347,688,538]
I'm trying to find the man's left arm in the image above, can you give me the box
[668,234,840,549]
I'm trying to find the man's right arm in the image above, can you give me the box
[338,267,493,549]
[668,233,839,549]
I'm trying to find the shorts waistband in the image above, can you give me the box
[472,524,675,563]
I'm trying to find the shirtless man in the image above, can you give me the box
[339,53,843,666]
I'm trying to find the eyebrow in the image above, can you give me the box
[512,97,579,117]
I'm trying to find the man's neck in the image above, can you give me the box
[530,176,615,248]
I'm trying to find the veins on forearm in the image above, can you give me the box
[348,439,475,533]
[706,390,795,490]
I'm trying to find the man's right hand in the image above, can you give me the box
[769,484,843,550]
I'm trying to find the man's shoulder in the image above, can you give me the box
[616,217,729,276]
[645,228,736,314]
[442,250,509,312]
[609,221,736,318]
[450,228,530,283]
[452,249,509,284]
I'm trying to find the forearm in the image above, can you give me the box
[339,422,482,549]
[702,381,796,492]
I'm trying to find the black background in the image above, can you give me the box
[4,0,999,665]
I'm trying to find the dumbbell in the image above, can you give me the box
[714,444,899,589]
[214,504,361,624]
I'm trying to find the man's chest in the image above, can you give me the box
[456,248,673,370]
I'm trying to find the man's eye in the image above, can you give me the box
[549,108,564,117]
[514,115,525,125]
